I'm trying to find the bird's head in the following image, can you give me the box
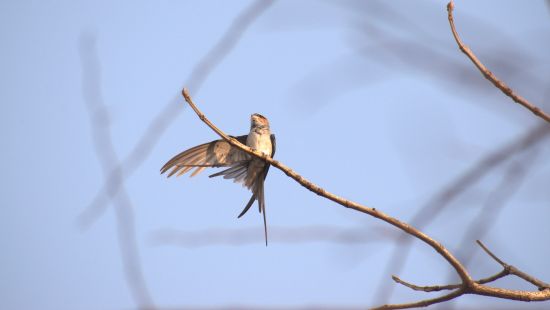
[250,113,270,129]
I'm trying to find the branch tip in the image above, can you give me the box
[447,1,454,12]
[446,0,550,123]
[477,240,506,266]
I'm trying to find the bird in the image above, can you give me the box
[160,113,276,246]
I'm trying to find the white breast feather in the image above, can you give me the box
[246,132,272,156]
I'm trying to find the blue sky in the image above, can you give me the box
[1,1,549,309]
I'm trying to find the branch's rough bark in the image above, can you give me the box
[392,268,509,293]
[181,88,550,309]
[447,0,550,123]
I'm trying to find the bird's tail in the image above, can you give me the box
[258,179,268,246]
[236,176,268,246]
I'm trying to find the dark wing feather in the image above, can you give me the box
[263,134,275,179]
[160,135,248,177]
[259,134,276,212]
[238,193,257,218]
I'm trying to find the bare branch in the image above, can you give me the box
[476,240,506,266]
[477,269,509,285]
[392,269,508,293]
[447,0,550,123]
[181,89,550,308]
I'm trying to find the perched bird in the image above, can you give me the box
[161,113,276,245]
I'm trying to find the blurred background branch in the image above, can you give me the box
[79,33,154,309]
[150,225,398,248]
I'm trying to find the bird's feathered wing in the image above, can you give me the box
[160,135,249,178]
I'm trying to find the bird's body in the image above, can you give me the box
[244,116,272,188]
[161,113,275,245]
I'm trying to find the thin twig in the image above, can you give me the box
[447,0,550,123]
[392,276,460,292]
[477,240,550,290]
[392,269,508,293]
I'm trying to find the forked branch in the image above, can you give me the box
[477,240,550,291]
[181,88,550,309]
[382,241,550,309]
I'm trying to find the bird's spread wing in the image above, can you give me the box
[160,135,249,178]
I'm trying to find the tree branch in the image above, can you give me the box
[391,276,460,292]
[392,269,508,293]
[381,239,550,309]
[181,88,550,309]
[183,88,472,282]
[447,0,550,123]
